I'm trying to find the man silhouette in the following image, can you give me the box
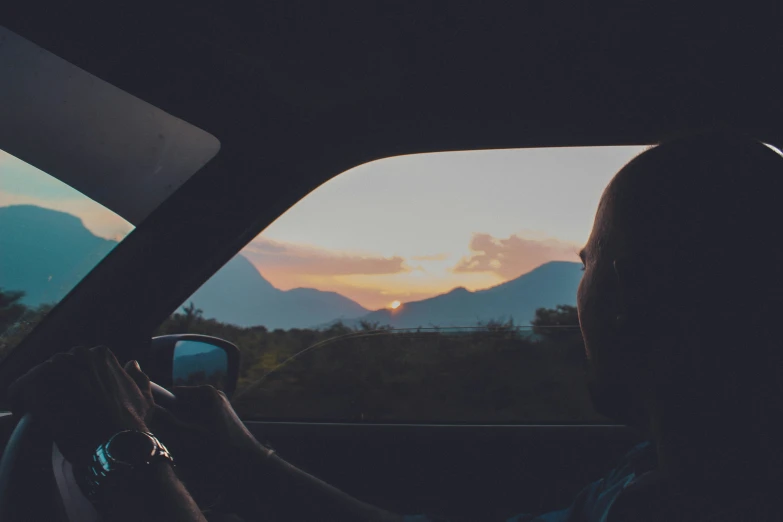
[571,132,783,521]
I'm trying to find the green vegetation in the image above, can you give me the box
[1,288,606,424]
[0,288,52,360]
[157,302,606,424]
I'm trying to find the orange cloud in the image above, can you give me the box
[242,238,408,277]
[453,233,580,280]
[239,239,492,309]
[237,235,579,310]
[411,253,450,261]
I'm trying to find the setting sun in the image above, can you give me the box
[390,300,401,309]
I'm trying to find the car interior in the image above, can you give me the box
[1,2,783,521]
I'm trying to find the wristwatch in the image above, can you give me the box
[76,430,174,505]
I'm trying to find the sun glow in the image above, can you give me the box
[390,300,401,309]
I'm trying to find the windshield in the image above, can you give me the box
[0,149,134,359]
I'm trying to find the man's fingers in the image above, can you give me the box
[87,346,141,390]
[123,359,142,374]
[49,352,74,364]
[8,346,109,413]
[124,360,151,392]
[8,360,62,415]
[48,351,86,373]
[89,345,117,365]
[147,404,190,438]
[7,372,32,414]
[68,346,90,358]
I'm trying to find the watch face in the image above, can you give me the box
[106,431,157,466]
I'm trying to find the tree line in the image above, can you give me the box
[1,288,605,423]
[157,301,605,423]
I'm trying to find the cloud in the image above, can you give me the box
[243,238,408,277]
[249,240,287,254]
[453,233,579,280]
[240,238,414,309]
[411,253,450,261]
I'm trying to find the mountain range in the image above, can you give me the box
[0,205,367,329]
[340,261,582,329]
[0,204,582,330]
[0,205,117,307]
[186,254,368,329]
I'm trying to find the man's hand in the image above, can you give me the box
[162,385,267,457]
[8,346,211,522]
[149,385,271,511]
[8,346,155,466]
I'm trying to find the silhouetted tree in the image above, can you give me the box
[0,291,53,359]
[157,303,602,423]
[0,288,27,333]
[532,305,585,363]
[182,301,203,331]
[532,305,579,337]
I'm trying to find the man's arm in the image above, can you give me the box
[239,446,403,522]
[152,385,404,522]
[99,462,207,522]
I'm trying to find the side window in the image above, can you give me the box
[0,26,218,362]
[0,149,133,359]
[160,146,645,423]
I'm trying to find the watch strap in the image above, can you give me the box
[76,430,174,506]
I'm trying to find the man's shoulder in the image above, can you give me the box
[405,441,656,522]
[604,441,657,480]
[540,440,654,522]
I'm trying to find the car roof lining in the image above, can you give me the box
[0,27,220,226]
[8,4,783,161]
[5,4,783,223]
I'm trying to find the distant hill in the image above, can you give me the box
[0,205,118,307]
[1,205,581,331]
[0,205,368,329]
[187,255,369,329]
[347,261,583,328]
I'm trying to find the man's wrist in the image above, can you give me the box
[246,441,276,471]
[76,429,174,507]
[77,418,149,459]
[227,445,279,519]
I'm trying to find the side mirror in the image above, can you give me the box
[145,334,240,399]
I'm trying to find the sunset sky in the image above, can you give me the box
[1,146,646,310]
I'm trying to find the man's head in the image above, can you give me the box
[578,132,783,429]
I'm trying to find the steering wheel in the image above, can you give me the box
[0,383,177,521]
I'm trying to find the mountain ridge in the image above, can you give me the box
[0,205,118,307]
[344,261,582,328]
[0,205,369,329]
[1,205,582,331]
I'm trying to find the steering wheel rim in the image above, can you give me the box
[0,383,178,522]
